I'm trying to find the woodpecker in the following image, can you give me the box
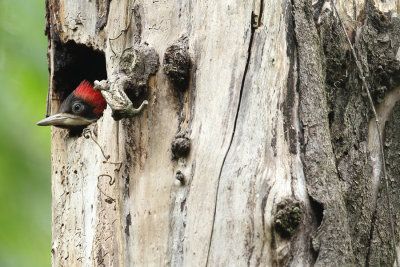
[37,80,107,128]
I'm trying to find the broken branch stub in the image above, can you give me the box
[94,44,159,121]
[163,36,191,91]
[171,133,191,159]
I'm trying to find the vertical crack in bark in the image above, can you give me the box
[205,3,262,266]
[365,211,377,267]
[283,0,299,155]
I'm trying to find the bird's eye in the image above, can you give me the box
[72,102,84,113]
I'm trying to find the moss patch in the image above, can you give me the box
[274,199,302,239]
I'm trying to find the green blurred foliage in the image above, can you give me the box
[0,0,51,266]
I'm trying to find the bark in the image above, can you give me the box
[45,0,400,266]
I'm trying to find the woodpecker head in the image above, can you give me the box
[37,80,107,128]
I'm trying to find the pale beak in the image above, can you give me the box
[37,113,95,127]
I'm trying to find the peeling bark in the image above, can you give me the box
[293,0,354,265]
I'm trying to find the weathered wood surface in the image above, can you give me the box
[45,0,400,266]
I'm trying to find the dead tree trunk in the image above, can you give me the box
[45,0,400,266]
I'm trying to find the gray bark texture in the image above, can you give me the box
[45,0,400,266]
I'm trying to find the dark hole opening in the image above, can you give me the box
[125,84,149,111]
[309,197,323,227]
[52,40,107,101]
[308,196,323,262]
[50,40,107,136]
[328,111,334,126]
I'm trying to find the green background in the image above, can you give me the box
[0,0,51,266]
